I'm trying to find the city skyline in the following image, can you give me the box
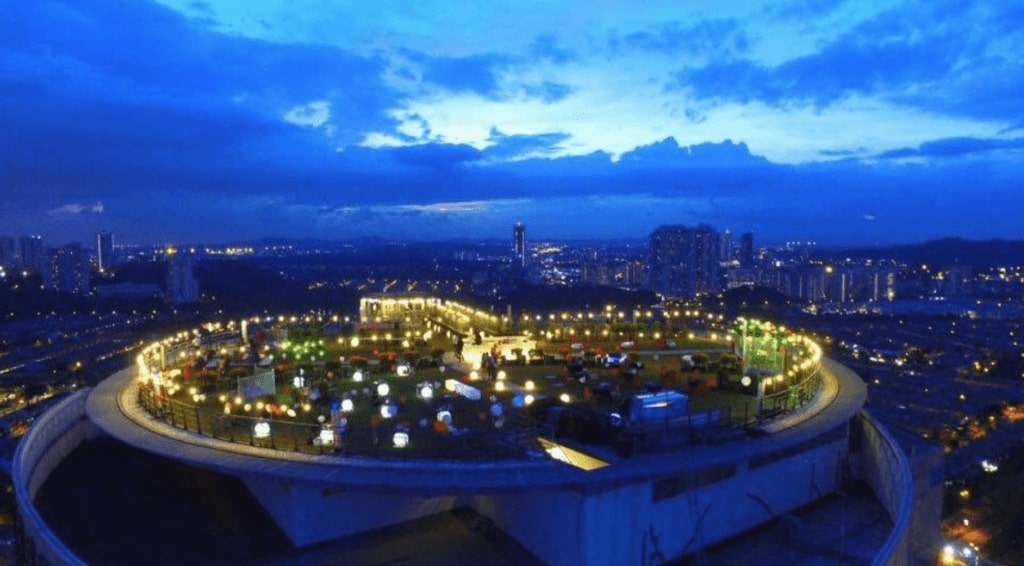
[2,1,1023,246]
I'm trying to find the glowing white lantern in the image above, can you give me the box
[559,393,571,403]
[419,384,434,400]
[350,337,360,347]
[525,380,535,391]
[396,364,411,376]
[253,421,271,438]
[319,428,335,444]
[497,370,506,380]
[353,370,364,382]
[741,376,752,387]
[524,394,535,406]
[380,399,398,419]
[341,398,354,412]
[376,382,390,397]
[393,431,409,448]
[470,370,480,380]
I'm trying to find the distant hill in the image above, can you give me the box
[822,238,1024,267]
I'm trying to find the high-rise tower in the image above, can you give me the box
[166,247,200,305]
[648,224,721,298]
[740,232,755,267]
[513,221,526,267]
[45,243,91,295]
[19,235,44,272]
[96,232,114,273]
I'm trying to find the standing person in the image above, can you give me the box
[455,335,464,361]
[486,352,498,381]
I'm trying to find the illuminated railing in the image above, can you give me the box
[755,359,823,423]
[137,385,336,455]
[133,380,531,461]
[132,313,827,460]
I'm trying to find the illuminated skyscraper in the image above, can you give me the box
[648,224,721,298]
[45,243,91,295]
[96,232,114,273]
[513,221,526,267]
[166,248,200,305]
[19,235,44,272]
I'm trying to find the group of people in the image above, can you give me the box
[452,334,501,381]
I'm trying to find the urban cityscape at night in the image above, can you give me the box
[2,1,1024,565]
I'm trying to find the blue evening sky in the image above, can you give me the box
[1,0,1022,247]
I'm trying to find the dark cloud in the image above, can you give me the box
[674,0,1022,124]
[618,138,769,168]
[677,30,959,107]
[187,2,214,14]
[522,81,574,103]
[613,19,750,58]
[528,34,576,63]
[0,0,404,206]
[762,0,849,20]
[385,143,482,169]
[819,147,867,158]
[999,122,1024,135]
[394,49,570,103]
[0,0,395,139]
[484,130,571,160]
[875,137,1024,160]
[403,50,510,98]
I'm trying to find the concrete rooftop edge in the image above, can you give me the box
[86,359,866,494]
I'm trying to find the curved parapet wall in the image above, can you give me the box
[85,355,871,564]
[860,410,915,566]
[12,389,96,566]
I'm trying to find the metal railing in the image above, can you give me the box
[138,386,335,456]
[134,352,823,457]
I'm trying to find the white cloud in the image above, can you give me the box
[399,201,490,213]
[49,201,105,215]
[282,100,331,128]
[157,0,1015,165]
[361,131,416,148]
